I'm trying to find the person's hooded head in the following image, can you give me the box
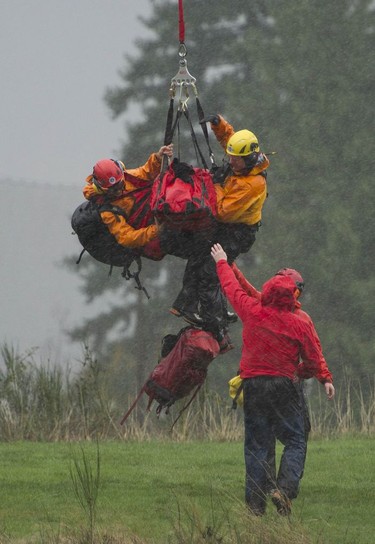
[261,275,297,311]
[275,267,304,299]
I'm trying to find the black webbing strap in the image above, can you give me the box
[161,95,216,171]
[121,257,150,299]
[182,107,208,169]
[164,98,175,145]
[170,383,203,431]
[196,97,216,166]
[76,247,86,265]
[161,104,185,175]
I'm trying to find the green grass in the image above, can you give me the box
[0,437,374,543]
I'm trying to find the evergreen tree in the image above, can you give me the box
[71,0,374,393]
[232,0,375,379]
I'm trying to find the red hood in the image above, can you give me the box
[261,275,296,311]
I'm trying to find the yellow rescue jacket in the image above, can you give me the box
[212,117,269,226]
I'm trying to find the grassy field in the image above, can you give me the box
[0,437,374,543]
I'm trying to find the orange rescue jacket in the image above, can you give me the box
[83,153,161,249]
[212,116,269,226]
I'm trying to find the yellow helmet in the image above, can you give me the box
[226,130,259,156]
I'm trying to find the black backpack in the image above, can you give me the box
[71,200,154,297]
[71,200,139,269]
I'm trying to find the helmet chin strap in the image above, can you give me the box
[91,178,105,194]
[106,180,125,197]
[244,151,259,171]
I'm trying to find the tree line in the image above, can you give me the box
[68,0,375,399]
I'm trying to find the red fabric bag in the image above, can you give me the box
[120,327,220,425]
[144,327,220,408]
[150,159,218,231]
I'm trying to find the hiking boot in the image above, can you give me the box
[226,311,238,323]
[171,308,203,327]
[270,489,292,516]
[182,312,204,327]
[169,307,203,326]
[245,499,266,517]
[247,506,265,517]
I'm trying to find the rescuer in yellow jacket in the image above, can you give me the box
[211,115,269,228]
[83,145,173,250]
[169,116,270,352]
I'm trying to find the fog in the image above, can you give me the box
[0,1,151,363]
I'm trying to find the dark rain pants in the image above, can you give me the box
[264,382,311,493]
[243,376,307,515]
[161,222,258,336]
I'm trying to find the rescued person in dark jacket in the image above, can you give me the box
[211,242,335,516]
[163,115,269,352]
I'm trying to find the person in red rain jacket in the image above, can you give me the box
[211,243,335,517]
[230,263,329,495]
[231,263,329,375]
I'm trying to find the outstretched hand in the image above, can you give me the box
[211,243,228,263]
[157,144,174,160]
[325,382,335,400]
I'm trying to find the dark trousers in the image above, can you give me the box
[161,222,258,336]
[264,382,311,492]
[173,253,229,332]
[243,376,307,515]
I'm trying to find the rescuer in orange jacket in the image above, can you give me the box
[168,116,269,351]
[211,115,269,229]
[83,145,173,250]
[211,242,335,517]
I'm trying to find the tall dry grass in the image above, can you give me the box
[0,343,374,442]
[307,375,375,437]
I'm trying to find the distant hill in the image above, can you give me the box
[0,179,96,365]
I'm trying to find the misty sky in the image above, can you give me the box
[0,0,151,187]
[0,0,159,364]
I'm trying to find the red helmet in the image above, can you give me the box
[92,159,125,190]
[275,268,305,292]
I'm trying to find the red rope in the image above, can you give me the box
[178,0,185,43]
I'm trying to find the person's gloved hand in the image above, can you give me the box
[199,115,220,126]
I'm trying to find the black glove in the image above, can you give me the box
[171,158,194,184]
[211,162,231,185]
[199,115,220,126]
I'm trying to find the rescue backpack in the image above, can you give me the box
[72,200,138,268]
[71,177,164,296]
[120,326,220,426]
[150,158,218,231]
